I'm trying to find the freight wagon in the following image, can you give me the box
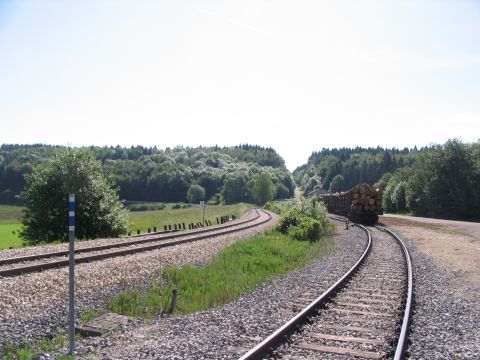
[315,183,383,225]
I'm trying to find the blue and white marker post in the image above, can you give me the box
[68,193,75,354]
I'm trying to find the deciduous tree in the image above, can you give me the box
[20,149,129,244]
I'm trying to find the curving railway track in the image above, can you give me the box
[240,216,413,360]
[0,208,271,278]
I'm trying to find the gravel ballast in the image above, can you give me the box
[394,229,480,359]
[70,221,368,359]
[0,209,274,353]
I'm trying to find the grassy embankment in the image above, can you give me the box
[110,230,333,318]
[0,203,253,250]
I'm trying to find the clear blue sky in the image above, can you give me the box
[1,0,479,170]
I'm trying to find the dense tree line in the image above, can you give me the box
[381,140,480,220]
[0,144,294,205]
[293,146,417,194]
[295,140,480,221]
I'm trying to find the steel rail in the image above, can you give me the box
[375,225,413,360]
[0,210,262,267]
[238,223,372,360]
[0,209,271,278]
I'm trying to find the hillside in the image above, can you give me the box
[293,146,418,194]
[0,144,294,204]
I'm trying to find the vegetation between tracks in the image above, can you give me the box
[110,231,333,318]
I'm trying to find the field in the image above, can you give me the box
[0,203,253,249]
[128,203,253,233]
[0,205,25,249]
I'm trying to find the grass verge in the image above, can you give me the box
[110,231,333,318]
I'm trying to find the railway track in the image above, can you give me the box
[0,208,271,278]
[240,217,413,360]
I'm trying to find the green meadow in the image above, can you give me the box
[0,203,253,249]
[0,205,25,249]
[128,203,253,233]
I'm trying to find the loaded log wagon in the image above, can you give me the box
[316,183,384,225]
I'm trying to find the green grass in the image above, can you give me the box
[0,203,252,250]
[128,203,253,233]
[79,308,103,322]
[0,205,25,250]
[0,223,23,249]
[1,331,68,360]
[0,205,24,224]
[110,231,333,318]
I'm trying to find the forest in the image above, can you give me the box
[294,140,480,220]
[2,139,479,221]
[0,144,294,205]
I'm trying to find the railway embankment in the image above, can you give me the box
[68,219,368,359]
[0,209,275,354]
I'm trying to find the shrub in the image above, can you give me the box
[277,207,303,234]
[276,199,331,241]
[288,217,322,241]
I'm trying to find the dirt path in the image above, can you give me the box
[380,214,480,306]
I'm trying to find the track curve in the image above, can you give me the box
[0,209,271,278]
[240,217,413,360]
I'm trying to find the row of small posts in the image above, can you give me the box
[126,215,237,236]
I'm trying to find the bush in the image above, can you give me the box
[20,148,129,244]
[277,207,303,234]
[276,199,331,241]
[288,217,322,241]
[171,203,182,209]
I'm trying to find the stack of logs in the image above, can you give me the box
[350,184,383,213]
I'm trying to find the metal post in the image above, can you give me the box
[200,200,205,226]
[68,193,75,355]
